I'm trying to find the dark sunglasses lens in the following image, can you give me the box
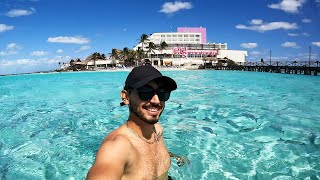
[158,92,171,101]
[137,87,171,101]
[138,91,154,101]
[137,86,154,101]
[156,89,171,101]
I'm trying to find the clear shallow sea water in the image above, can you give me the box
[0,70,320,180]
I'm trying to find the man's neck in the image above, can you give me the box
[127,114,157,140]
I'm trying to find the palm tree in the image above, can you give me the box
[69,59,75,66]
[127,49,137,67]
[110,48,119,67]
[69,59,76,71]
[122,47,130,66]
[160,41,168,55]
[135,47,144,66]
[138,34,149,59]
[147,42,156,65]
[159,41,168,66]
[101,53,106,60]
[92,52,99,70]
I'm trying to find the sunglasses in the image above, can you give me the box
[133,85,171,101]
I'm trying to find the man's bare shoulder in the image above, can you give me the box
[86,126,133,179]
[98,126,133,157]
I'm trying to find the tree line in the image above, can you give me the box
[59,34,169,70]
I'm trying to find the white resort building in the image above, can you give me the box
[62,27,248,70]
[134,27,247,67]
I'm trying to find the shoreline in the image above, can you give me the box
[0,66,188,77]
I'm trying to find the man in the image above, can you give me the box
[87,65,187,180]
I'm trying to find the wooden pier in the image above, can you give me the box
[204,61,320,76]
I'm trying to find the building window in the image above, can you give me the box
[172,34,177,37]
[178,34,182,37]
[161,35,165,37]
[167,35,171,37]
[195,35,200,37]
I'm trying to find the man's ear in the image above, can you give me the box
[120,90,129,105]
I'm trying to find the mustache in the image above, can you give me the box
[142,103,163,109]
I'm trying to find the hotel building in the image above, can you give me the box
[133,27,247,66]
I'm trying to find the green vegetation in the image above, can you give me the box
[58,33,170,71]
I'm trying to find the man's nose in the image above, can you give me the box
[149,93,160,103]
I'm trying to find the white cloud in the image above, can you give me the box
[0,51,10,56]
[268,0,306,13]
[6,8,35,17]
[235,25,247,29]
[7,43,21,50]
[56,49,63,53]
[1,58,60,67]
[287,32,309,36]
[0,56,71,75]
[159,1,192,14]
[0,24,14,33]
[288,33,299,36]
[2,59,37,66]
[0,43,21,56]
[75,46,91,52]
[312,42,320,47]
[241,43,258,48]
[281,42,299,48]
[236,20,298,32]
[47,36,90,44]
[250,51,261,55]
[250,19,263,25]
[30,51,48,56]
[53,55,71,63]
[302,18,311,23]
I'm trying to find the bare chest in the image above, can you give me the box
[126,141,171,180]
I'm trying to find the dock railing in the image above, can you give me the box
[207,60,320,75]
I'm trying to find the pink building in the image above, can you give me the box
[177,27,207,44]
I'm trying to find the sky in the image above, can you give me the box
[0,0,320,75]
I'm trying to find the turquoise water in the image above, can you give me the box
[0,70,320,179]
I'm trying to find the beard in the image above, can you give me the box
[129,99,164,125]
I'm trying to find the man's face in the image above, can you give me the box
[128,81,166,124]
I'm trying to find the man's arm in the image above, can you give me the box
[86,136,131,180]
[168,152,190,167]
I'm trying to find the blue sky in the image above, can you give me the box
[0,0,319,75]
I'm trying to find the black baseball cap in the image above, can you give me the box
[124,65,177,91]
